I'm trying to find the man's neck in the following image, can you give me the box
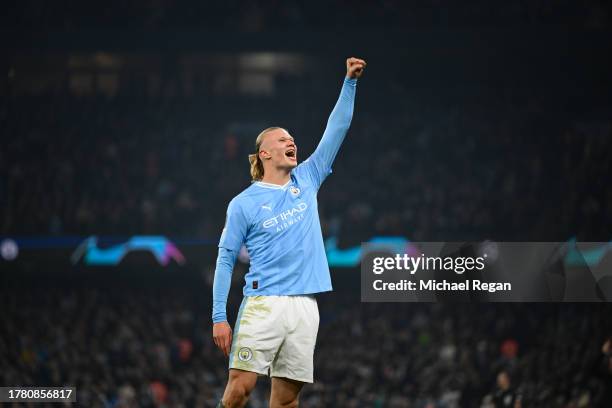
[260,169,291,186]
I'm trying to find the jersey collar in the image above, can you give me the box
[254,180,291,190]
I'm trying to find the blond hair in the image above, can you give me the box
[249,127,284,181]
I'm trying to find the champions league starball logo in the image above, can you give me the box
[71,236,186,266]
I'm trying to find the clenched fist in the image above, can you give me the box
[346,57,366,79]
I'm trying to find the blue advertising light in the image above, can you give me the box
[70,236,186,266]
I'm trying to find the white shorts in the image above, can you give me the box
[228,295,319,383]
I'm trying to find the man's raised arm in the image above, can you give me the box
[303,57,366,187]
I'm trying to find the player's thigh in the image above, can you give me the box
[230,296,285,375]
[224,369,258,395]
[270,376,305,407]
[270,296,319,383]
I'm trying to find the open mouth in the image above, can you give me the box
[285,149,296,159]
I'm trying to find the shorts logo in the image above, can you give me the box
[238,347,253,361]
[289,186,300,197]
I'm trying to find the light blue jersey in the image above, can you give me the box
[212,77,357,323]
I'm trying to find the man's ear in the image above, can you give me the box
[259,149,271,160]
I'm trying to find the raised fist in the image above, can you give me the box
[346,57,366,79]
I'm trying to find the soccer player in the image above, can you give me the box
[212,57,366,408]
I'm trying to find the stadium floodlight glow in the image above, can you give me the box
[70,236,186,266]
[0,239,19,261]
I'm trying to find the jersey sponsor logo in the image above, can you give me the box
[261,205,272,211]
[262,202,308,229]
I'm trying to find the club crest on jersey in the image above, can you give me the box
[289,186,300,197]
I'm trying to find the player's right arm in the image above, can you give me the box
[212,198,248,357]
[296,57,365,189]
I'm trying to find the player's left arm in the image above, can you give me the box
[302,57,366,187]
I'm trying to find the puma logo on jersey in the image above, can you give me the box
[261,205,272,211]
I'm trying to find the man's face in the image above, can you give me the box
[259,128,298,171]
[497,372,510,390]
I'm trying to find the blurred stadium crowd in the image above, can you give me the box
[1,288,611,407]
[2,76,611,243]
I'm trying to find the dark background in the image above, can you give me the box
[1,1,612,407]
